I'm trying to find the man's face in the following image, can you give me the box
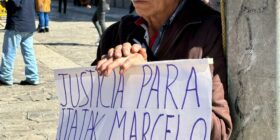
[132,0,179,18]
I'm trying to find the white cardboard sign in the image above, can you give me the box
[54,59,212,140]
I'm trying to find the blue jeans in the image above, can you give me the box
[0,30,39,85]
[38,12,49,29]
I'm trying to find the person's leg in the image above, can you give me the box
[44,12,49,32]
[38,12,45,32]
[20,32,39,84]
[0,30,21,85]
[94,22,102,37]
[92,13,102,37]
[99,12,106,33]
[77,0,81,6]
[58,0,62,13]
[63,0,67,14]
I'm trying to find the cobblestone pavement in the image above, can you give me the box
[0,1,128,139]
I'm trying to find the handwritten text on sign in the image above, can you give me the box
[54,59,212,140]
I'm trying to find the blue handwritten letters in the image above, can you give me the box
[54,59,212,140]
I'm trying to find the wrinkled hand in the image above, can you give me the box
[96,43,147,76]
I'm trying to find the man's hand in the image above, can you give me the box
[96,42,147,76]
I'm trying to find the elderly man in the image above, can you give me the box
[92,0,232,139]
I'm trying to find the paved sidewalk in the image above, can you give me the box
[0,2,128,139]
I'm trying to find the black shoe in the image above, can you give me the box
[0,80,12,86]
[36,26,40,31]
[19,80,39,86]
[38,29,45,33]
[45,28,49,32]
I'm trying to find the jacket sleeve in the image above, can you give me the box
[91,15,140,66]
[91,21,121,66]
[211,74,232,140]
[203,16,232,140]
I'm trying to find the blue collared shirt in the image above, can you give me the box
[5,0,36,32]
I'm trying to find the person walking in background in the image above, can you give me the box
[58,0,67,14]
[36,0,51,33]
[0,0,39,86]
[92,0,110,39]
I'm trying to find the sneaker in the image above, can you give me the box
[38,29,45,33]
[19,80,39,86]
[0,79,12,86]
[45,28,49,32]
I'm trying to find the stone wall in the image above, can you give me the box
[226,0,278,139]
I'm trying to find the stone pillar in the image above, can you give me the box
[226,0,278,139]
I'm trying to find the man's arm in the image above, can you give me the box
[203,16,232,139]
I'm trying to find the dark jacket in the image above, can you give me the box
[5,0,36,32]
[92,0,232,139]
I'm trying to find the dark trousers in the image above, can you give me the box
[58,0,67,14]
[73,0,81,6]
[92,11,106,38]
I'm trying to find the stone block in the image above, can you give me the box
[226,0,278,139]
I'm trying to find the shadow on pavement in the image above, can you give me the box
[35,42,93,47]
